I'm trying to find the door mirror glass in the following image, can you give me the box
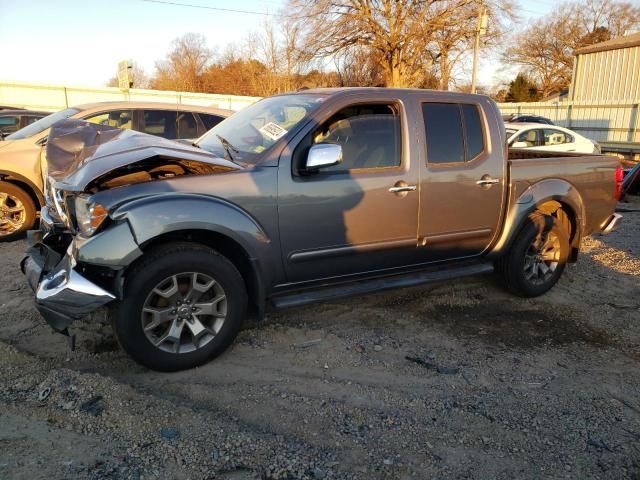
[306,143,343,170]
[511,141,529,148]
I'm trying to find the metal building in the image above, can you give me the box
[570,32,640,102]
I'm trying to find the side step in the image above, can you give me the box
[272,262,494,309]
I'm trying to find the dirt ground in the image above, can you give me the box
[1,198,639,480]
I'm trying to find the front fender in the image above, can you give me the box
[488,178,586,258]
[111,193,271,257]
[0,169,45,206]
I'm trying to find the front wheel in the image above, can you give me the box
[0,181,36,242]
[111,242,247,371]
[498,213,570,297]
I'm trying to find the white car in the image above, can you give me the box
[505,122,600,154]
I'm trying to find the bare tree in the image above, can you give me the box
[288,0,492,88]
[579,0,640,37]
[242,17,313,95]
[151,33,213,92]
[505,0,640,97]
[334,46,385,86]
[430,0,514,90]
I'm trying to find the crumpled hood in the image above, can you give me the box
[47,119,240,192]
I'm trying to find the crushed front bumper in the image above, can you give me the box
[21,214,116,333]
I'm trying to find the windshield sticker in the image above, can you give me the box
[259,122,288,141]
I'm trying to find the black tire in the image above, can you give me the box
[0,181,36,242]
[111,242,248,371]
[498,213,570,297]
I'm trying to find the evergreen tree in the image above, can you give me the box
[506,74,540,102]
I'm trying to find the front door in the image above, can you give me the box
[278,100,420,284]
[417,99,506,261]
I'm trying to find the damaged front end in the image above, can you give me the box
[23,119,240,334]
[22,222,115,333]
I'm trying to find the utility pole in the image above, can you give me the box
[471,1,488,94]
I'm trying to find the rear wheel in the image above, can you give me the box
[111,242,247,371]
[498,214,569,297]
[0,181,36,242]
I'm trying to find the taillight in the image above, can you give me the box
[614,165,624,200]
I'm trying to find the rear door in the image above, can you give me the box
[140,110,178,139]
[417,98,506,261]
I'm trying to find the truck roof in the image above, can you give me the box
[290,87,490,101]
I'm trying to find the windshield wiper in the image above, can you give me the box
[215,134,239,161]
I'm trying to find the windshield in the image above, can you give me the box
[6,107,80,140]
[197,94,326,165]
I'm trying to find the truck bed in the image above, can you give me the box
[507,148,620,235]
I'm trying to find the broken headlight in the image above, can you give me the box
[74,195,109,236]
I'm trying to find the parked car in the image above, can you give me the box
[23,88,622,371]
[503,113,554,125]
[505,122,600,154]
[0,109,49,138]
[0,101,232,240]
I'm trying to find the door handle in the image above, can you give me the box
[388,185,417,193]
[476,176,500,186]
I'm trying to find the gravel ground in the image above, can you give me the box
[1,197,639,480]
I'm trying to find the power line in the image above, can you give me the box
[140,0,280,16]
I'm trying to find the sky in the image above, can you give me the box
[0,0,574,91]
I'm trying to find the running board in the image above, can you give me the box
[272,262,494,309]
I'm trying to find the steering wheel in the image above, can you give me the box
[240,123,265,149]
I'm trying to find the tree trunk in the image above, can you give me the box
[382,52,408,88]
[439,56,450,90]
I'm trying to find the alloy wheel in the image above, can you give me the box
[523,230,561,285]
[0,192,26,237]
[141,272,227,354]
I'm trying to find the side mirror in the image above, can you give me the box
[511,141,529,148]
[306,143,343,171]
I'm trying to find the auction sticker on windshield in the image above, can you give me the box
[259,122,288,141]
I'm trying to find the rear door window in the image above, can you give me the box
[461,104,484,160]
[177,112,198,139]
[543,129,572,145]
[142,110,178,139]
[422,103,485,164]
[423,103,464,164]
[198,113,225,131]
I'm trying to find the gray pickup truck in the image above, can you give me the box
[22,88,623,371]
